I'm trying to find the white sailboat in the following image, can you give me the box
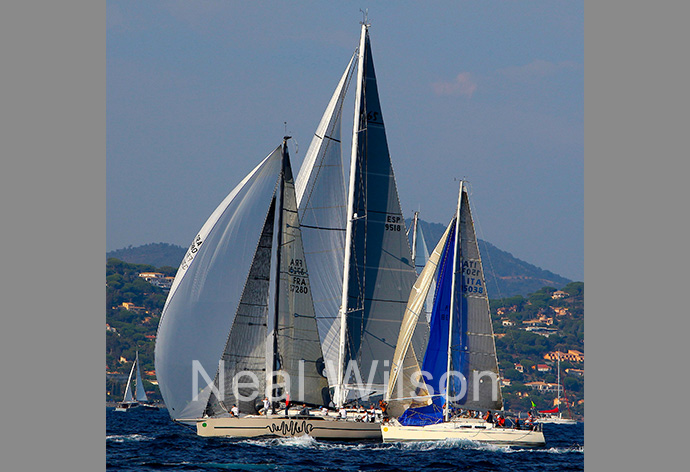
[115,351,148,412]
[155,138,380,439]
[381,182,546,447]
[536,353,577,424]
[295,19,427,412]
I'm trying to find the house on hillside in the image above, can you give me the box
[552,306,570,316]
[120,302,147,314]
[525,381,561,393]
[552,290,569,299]
[138,272,164,281]
[544,350,584,363]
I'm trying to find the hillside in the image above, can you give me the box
[108,219,573,298]
[408,219,572,297]
[107,242,186,268]
[106,258,583,416]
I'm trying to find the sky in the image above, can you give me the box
[106,1,583,282]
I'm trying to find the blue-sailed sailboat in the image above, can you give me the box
[382,182,546,446]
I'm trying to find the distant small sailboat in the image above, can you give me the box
[381,182,546,446]
[536,353,577,424]
[115,351,148,412]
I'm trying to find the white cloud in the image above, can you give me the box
[432,72,477,98]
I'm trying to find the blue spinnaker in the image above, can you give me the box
[397,396,445,426]
[421,223,461,397]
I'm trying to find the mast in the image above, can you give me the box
[336,22,368,408]
[557,351,561,418]
[268,137,289,402]
[444,182,463,421]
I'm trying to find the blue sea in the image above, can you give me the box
[106,407,583,471]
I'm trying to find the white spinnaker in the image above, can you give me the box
[155,147,283,420]
[295,53,355,387]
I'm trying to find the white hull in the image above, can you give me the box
[538,416,577,424]
[115,402,139,412]
[196,413,381,440]
[381,419,545,447]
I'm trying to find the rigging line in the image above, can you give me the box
[314,133,342,143]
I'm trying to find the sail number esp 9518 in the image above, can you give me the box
[385,215,402,232]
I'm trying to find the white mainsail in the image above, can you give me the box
[295,53,356,388]
[135,351,148,402]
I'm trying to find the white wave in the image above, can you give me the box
[106,433,154,443]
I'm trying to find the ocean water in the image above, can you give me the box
[106,408,583,471]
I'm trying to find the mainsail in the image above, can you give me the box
[135,351,148,402]
[295,53,356,388]
[455,183,502,412]
[335,23,426,405]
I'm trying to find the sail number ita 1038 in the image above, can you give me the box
[462,259,485,295]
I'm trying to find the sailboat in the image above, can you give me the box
[155,138,380,439]
[381,182,546,447]
[295,19,427,413]
[536,353,577,424]
[115,351,149,412]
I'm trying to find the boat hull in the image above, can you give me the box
[538,417,577,424]
[196,415,382,440]
[115,402,139,412]
[381,420,545,447]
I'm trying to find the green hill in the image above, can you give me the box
[108,218,573,299]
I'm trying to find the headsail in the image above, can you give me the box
[155,147,283,420]
[387,222,453,416]
[295,53,356,388]
[122,359,135,403]
[337,24,427,404]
